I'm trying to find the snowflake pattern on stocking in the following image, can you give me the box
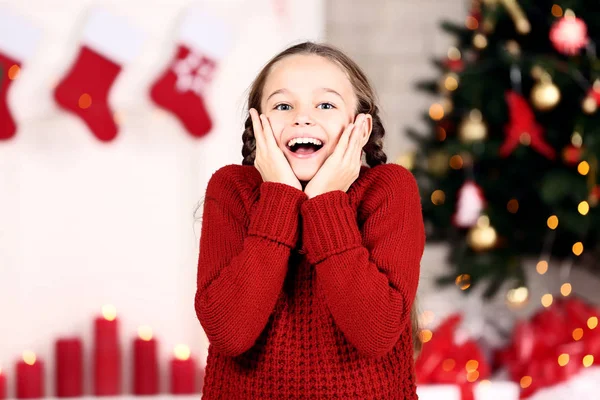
[172,51,217,96]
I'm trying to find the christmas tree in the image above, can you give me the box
[407,0,600,299]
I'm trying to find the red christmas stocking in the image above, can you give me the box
[0,8,40,140]
[150,7,232,138]
[54,8,143,142]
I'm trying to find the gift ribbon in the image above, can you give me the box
[416,314,491,400]
[496,297,600,398]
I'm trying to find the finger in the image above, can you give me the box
[249,108,265,151]
[260,114,278,148]
[333,122,355,157]
[345,115,366,159]
[345,127,363,167]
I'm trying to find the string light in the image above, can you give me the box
[466,15,479,30]
[431,190,445,205]
[429,104,445,120]
[448,47,461,61]
[444,74,459,91]
[507,199,519,213]
[437,127,447,141]
[560,283,572,296]
[8,65,20,80]
[578,201,590,215]
[450,155,464,170]
[419,329,433,343]
[456,274,471,290]
[541,293,553,307]
[551,4,563,17]
[547,215,559,229]
[536,260,549,275]
[465,360,479,372]
[583,355,594,367]
[519,133,531,146]
[473,33,488,49]
[506,286,529,307]
[578,161,590,175]
[466,370,480,382]
[558,353,569,367]
[520,376,532,389]
[442,358,456,371]
[78,93,92,109]
[419,310,435,326]
[572,242,584,256]
[571,131,583,147]
[572,328,584,341]
[588,316,598,329]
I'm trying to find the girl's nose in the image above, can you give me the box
[293,113,315,126]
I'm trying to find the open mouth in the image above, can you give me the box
[287,138,324,155]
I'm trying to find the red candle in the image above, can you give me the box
[0,367,6,400]
[93,305,121,395]
[55,338,83,397]
[16,351,44,398]
[170,345,196,394]
[133,326,159,395]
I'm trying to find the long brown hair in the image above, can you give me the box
[240,41,422,356]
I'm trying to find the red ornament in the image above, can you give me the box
[562,145,582,166]
[549,16,589,55]
[443,58,464,72]
[500,91,556,159]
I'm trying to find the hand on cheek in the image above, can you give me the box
[304,113,371,199]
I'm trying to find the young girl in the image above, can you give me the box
[195,42,425,399]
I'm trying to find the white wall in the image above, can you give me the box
[0,0,324,395]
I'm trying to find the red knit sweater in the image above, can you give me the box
[195,163,425,399]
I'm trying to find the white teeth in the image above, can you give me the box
[287,137,323,147]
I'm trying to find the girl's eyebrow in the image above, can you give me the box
[266,88,345,103]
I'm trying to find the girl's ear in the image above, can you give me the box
[364,114,373,139]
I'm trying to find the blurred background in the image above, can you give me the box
[1,0,599,399]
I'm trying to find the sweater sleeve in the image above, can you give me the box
[195,168,307,357]
[300,164,425,359]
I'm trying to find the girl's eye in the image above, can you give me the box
[317,103,335,110]
[274,104,291,111]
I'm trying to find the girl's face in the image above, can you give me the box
[260,54,360,182]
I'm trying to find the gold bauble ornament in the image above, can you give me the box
[473,33,488,49]
[467,215,497,251]
[427,151,450,177]
[531,75,561,111]
[459,109,487,142]
[582,95,598,114]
